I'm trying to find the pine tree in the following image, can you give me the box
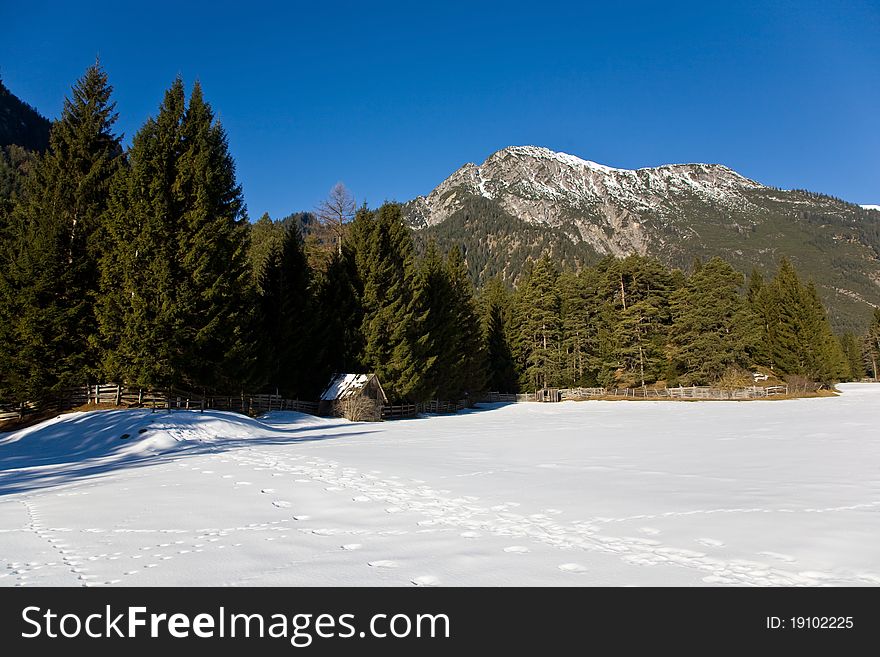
[348,203,425,402]
[0,63,121,401]
[313,243,364,386]
[769,259,846,383]
[480,277,518,393]
[175,82,254,391]
[256,222,316,396]
[247,212,284,285]
[600,256,672,387]
[511,256,562,391]
[745,268,774,368]
[444,245,487,401]
[669,257,752,384]
[98,78,187,388]
[411,240,453,401]
[838,332,865,381]
[98,79,254,392]
[770,258,808,376]
[558,268,600,386]
[800,281,847,383]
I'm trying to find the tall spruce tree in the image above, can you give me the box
[769,258,806,375]
[838,332,865,381]
[444,245,487,400]
[247,212,284,285]
[0,63,121,401]
[768,259,845,383]
[257,222,315,396]
[600,256,672,387]
[348,203,425,402]
[411,241,452,401]
[558,268,600,386]
[313,243,364,386]
[175,82,253,390]
[98,79,187,387]
[98,79,254,392]
[669,257,752,384]
[511,256,562,391]
[480,277,518,393]
[800,281,847,383]
[745,268,774,368]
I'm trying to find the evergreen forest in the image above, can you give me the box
[1,66,878,407]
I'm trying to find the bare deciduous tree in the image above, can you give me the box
[316,182,355,255]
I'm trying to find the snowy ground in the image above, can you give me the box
[1,383,878,587]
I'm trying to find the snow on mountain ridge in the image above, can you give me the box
[488,145,627,174]
[406,145,766,256]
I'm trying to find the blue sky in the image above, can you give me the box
[2,1,878,217]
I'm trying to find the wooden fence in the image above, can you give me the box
[489,385,791,404]
[2,380,797,428]
[481,392,518,403]
[379,399,469,420]
[560,387,607,400]
[555,385,790,400]
[419,399,468,414]
[380,403,419,420]
[0,384,319,426]
[2,385,468,427]
[602,385,789,399]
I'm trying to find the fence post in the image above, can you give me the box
[115,384,122,406]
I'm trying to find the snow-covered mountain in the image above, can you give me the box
[861,204,880,212]
[404,146,880,331]
[407,145,768,255]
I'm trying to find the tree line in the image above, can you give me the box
[483,254,879,392]
[0,65,487,405]
[1,65,877,407]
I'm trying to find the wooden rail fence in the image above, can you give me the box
[0,384,318,425]
[558,385,790,400]
[379,399,469,420]
[2,385,469,426]
[2,381,797,428]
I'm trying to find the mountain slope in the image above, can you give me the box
[404,146,880,332]
[0,79,51,152]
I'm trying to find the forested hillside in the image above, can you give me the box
[1,67,877,409]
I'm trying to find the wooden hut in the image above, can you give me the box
[319,373,388,421]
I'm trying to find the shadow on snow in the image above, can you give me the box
[0,408,378,496]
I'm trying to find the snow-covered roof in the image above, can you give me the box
[321,373,372,401]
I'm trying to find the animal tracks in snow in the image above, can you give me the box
[215,449,876,587]
[10,405,878,588]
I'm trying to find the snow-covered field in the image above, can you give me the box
[1,383,878,587]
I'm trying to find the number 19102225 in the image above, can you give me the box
[766,616,853,629]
